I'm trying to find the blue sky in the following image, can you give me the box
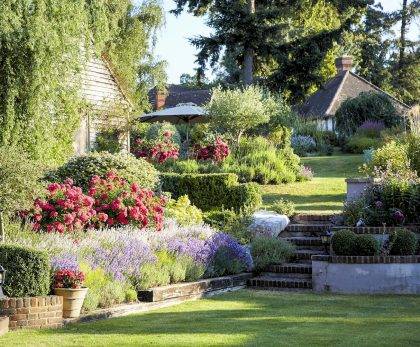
[150,0,419,83]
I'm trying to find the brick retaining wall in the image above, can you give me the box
[312,255,420,264]
[0,296,63,330]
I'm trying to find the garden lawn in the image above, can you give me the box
[2,290,420,347]
[262,154,364,214]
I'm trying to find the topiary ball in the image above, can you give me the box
[331,229,357,255]
[389,229,418,255]
[353,234,380,256]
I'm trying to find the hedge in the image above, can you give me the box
[0,244,51,297]
[160,173,262,212]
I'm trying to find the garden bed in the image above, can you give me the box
[138,273,252,302]
[312,255,420,294]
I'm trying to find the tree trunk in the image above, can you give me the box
[243,0,255,85]
[399,0,408,68]
[0,211,4,243]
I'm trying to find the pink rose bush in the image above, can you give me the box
[194,137,230,163]
[27,173,166,233]
[88,172,166,230]
[133,131,179,164]
[28,179,95,233]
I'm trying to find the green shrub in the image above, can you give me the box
[160,173,261,212]
[251,237,295,273]
[172,159,200,173]
[93,129,124,154]
[335,91,402,136]
[271,199,295,216]
[166,195,203,226]
[331,230,357,255]
[137,262,171,290]
[406,134,420,175]
[0,146,45,217]
[0,244,50,297]
[345,135,383,154]
[353,234,380,256]
[204,210,252,244]
[210,246,248,277]
[48,151,159,191]
[389,229,418,255]
[184,258,205,282]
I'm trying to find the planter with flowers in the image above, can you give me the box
[53,269,87,318]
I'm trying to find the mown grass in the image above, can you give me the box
[2,290,420,346]
[262,154,364,214]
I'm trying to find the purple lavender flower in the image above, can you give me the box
[51,253,80,272]
[358,120,385,133]
[88,236,156,281]
[205,233,254,271]
[166,237,211,264]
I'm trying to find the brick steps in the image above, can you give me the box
[285,236,323,248]
[293,214,336,223]
[295,249,327,261]
[260,272,311,280]
[268,263,312,274]
[247,276,312,290]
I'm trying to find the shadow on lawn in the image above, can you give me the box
[31,291,420,346]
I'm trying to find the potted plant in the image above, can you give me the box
[53,269,87,318]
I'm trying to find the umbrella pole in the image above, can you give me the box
[185,120,190,157]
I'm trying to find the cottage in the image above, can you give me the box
[298,56,411,131]
[73,54,132,155]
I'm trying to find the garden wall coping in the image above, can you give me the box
[331,226,420,234]
[138,273,252,302]
[312,255,420,264]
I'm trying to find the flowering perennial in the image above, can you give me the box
[28,179,95,233]
[88,172,166,230]
[195,137,230,163]
[133,131,179,163]
[53,269,85,289]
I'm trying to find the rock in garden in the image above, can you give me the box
[249,210,290,238]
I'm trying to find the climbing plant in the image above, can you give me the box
[0,0,165,165]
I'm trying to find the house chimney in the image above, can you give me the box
[335,56,353,73]
[155,88,167,110]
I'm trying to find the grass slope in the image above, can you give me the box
[262,154,364,214]
[2,290,419,346]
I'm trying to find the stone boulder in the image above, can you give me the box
[249,210,290,238]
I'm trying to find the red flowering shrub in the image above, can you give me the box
[53,269,85,289]
[88,172,166,230]
[27,179,95,233]
[133,131,179,163]
[195,137,230,163]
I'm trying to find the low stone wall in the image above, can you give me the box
[312,255,420,294]
[345,178,378,202]
[0,296,63,330]
[138,273,252,302]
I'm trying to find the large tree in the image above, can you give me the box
[0,0,165,165]
[172,0,371,102]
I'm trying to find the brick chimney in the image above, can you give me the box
[154,88,167,110]
[335,56,353,73]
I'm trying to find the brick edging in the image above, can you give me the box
[331,226,420,234]
[312,255,420,264]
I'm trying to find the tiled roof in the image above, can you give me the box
[149,84,211,110]
[298,71,410,119]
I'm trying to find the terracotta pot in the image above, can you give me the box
[54,287,88,318]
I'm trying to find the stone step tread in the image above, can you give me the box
[294,249,327,255]
[284,237,323,245]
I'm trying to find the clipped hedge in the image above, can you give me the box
[0,244,50,297]
[47,151,159,191]
[389,229,418,255]
[332,230,379,256]
[160,173,261,212]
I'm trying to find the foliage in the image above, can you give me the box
[291,135,317,156]
[170,159,200,173]
[271,199,296,217]
[53,269,85,289]
[166,195,203,227]
[361,141,411,176]
[357,120,386,137]
[250,236,295,273]
[0,244,50,297]
[389,229,418,255]
[48,151,159,192]
[331,230,357,255]
[353,234,380,256]
[406,134,420,175]
[160,173,262,212]
[204,210,252,244]
[297,166,314,181]
[27,179,95,233]
[88,172,166,230]
[345,135,383,154]
[224,136,301,184]
[0,146,45,216]
[93,129,125,154]
[335,92,401,136]
[206,87,271,146]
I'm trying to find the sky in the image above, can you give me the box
[151,0,419,84]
